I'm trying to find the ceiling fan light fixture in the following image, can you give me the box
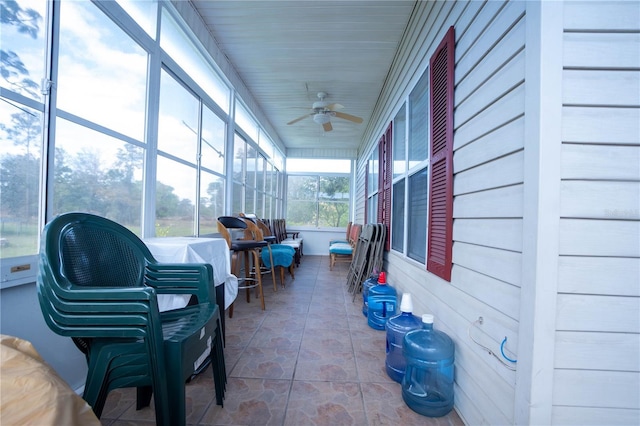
[313,113,330,125]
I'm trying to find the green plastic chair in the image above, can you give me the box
[37,212,226,426]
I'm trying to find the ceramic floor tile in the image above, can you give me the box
[284,381,366,426]
[294,348,358,381]
[230,345,299,380]
[99,387,136,421]
[200,377,290,426]
[361,381,464,426]
[305,311,350,330]
[300,326,353,351]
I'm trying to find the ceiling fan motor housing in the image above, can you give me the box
[313,113,331,124]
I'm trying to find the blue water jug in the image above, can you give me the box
[402,314,455,417]
[362,270,380,317]
[385,293,421,383]
[367,272,397,330]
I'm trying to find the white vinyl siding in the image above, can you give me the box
[553,1,640,424]
[355,1,638,425]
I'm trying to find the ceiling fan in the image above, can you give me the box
[287,92,363,132]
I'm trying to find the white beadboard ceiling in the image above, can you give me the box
[190,0,417,157]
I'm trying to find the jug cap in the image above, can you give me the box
[400,293,413,313]
[422,314,434,324]
[377,271,387,284]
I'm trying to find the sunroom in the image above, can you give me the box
[1,1,638,425]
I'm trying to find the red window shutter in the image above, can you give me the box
[427,26,455,281]
[364,162,369,223]
[377,122,393,251]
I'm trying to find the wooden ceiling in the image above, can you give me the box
[190,1,416,156]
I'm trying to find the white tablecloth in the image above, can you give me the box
[143,237,238,310]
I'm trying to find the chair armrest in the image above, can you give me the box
[145,263,215,305]
[47,279,157,302]
[285,231,300,239]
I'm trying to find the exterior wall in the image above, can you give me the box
[551,1,640,424]
[357,2,527,423]
[0,283,88,391]
[357,1,639,424]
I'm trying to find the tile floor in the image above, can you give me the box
[99,255,464,425]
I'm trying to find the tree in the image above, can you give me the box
[0,153,39,217]
[286,175,350,227]
[319,176,350,227]
[155,182,181,218]
[1,0,42,98]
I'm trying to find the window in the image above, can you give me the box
[393,104,407,178]
[391,179,405,251]
[53,119,144,227]
[287,175,318,226]
[366,148,379,224]
[387,47,431,264]
[286,159,351,228]
[407,168,428,262]
[160,7,230,113]
[200,104,226,175]
[115,0,158,39]
[409,69,430,168]
[244,144,257,214]
[0,0,46,262]
[391,105,407,251]
[232,134,246,215]
[155,156,196,236]
[49,0,148,235]
[0,103,43,258]
[319,176,350,227]
[58,0,148,142]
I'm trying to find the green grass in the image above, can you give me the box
[0,221,39,258]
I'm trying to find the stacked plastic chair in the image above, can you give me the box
[36,212,226,426]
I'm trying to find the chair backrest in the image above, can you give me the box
[350,224,362,245]
[217,216,247,248]
[345,222,353,239]
[256,219,273,239]
[42,212,153,290]
[241,217,265,242]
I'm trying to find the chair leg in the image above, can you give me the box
[229,251,239,318]
[279,266,285,288]
[212,311,226,406]
[251,249,265,310]
[243,252,252,303]
[136,386,153,410]
[289,263,295,279]
[267,247,278,291]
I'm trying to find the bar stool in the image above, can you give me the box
[217,216,267,317]
[240,215,278,291]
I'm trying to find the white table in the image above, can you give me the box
[143,237,238,311]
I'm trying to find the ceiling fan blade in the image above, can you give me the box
[326,103,344,111]
[322,121,333,132]
[333,111,363,123]
[287,113,311,125]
